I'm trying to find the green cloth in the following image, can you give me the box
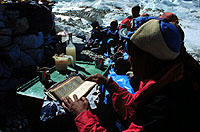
[17,61,109,99]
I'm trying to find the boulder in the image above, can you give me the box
[0,36,11,47]
[14,17,29,35]
[0,28,13,35]
[0,21,5,28]
[0,61,11,86]
[0,4,5,13]
[24,48,45,65]
[14,32,44,50]
[5,10,20,20]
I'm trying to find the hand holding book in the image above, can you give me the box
[85,74,109,85]
[48,76,96,101]
[61,95,89,115]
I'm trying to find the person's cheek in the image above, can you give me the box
[128,56,131,62]
[128,56,133,69]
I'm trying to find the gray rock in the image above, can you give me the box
[64,26,87,40]
[14,32,44,50]
[0,36,11,47]
[0,28,13,36]
[81,50,105,61]
[24,48,44,65]
[0,21,5,28]
[14,18,29,35]
[0,15,8,22]
[0,12,4,21]
[9,50,40,73]
[0,4,5,13]
[0,61,11,79]
[14,35,35,50]
[4,19,16,28]
[5,10,20,20]
[8,44,21,64]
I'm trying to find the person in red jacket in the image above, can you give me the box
[119,5,140,31]
[62,19,200,132]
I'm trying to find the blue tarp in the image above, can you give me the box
[103,59,134,104]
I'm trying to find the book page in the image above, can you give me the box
[68,81,96,101]
[50,76,84,100]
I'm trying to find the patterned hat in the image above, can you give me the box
[130,19,182,60]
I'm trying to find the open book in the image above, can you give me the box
[48,76,96,101]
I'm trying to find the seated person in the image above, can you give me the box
[103,19,120,55]
[117,12,179,62]
[61,19,200,132]
[87,21,105,49]
[119,5,140,31]
[90,20,120,55]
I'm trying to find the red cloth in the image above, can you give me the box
[74,54,200,131]
[119,17,133,30]
[74,63,184,132]
[75,110,107,132]
[75,110,145,132]
[111,62,184,121]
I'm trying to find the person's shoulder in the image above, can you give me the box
[121,17,132,25]
[99,26,105,30]
[121,16,133,21]
[104,26,111,30]
[127,15,133,19]
[90,29,95,33]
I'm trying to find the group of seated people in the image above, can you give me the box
[61,5,200,132]
[87,5,179,59]
[87,19,120,55]
[86,5,142,56]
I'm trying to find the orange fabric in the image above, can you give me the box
[160,12,178,23]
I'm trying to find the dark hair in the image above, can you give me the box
[91,21,99,28]
[132,5,140,12]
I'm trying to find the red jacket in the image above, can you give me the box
[75,52,200,132]
[119,16,133,31]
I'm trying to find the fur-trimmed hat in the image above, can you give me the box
[130,19,182,60]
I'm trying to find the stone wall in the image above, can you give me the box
[0,2,55,89]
